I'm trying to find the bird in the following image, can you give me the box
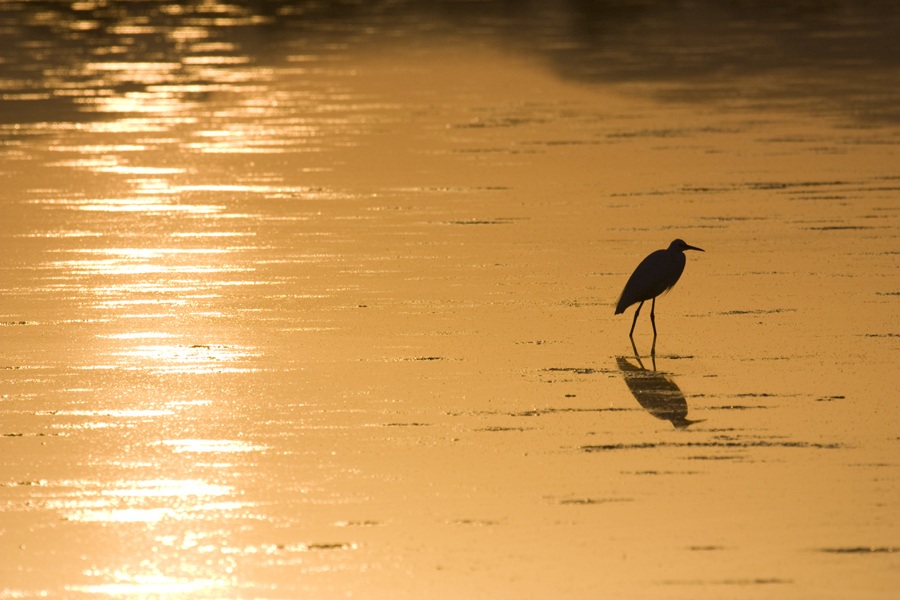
[615,239,704,338]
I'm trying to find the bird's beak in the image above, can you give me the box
[685,244,704,252]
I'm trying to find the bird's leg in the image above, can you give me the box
[649,298,657,367]
[629,301,644,338]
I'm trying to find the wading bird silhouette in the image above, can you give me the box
[615,239,704,338]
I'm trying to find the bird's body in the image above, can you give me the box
[615,239,704,337]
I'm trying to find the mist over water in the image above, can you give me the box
[2,1,898,598]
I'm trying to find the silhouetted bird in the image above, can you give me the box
[615,239,704,338]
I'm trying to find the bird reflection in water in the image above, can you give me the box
[616,342,703,430]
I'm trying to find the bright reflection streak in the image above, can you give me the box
[101,332,180,340]
[169,26,210,44]
[183,56,251,65]
[170,232,253,238]
[103,480,233,498]
[75,199,223,214]
[52,479,237,524]
[69,507,174,523]
[20,230,102,238]
[96,299,196,308]
[83,61,182,72]
[96,166,185,175]
[85,117,199,134]
[53,409,174,418]
[113,344,259,374]
[58,261,239,275]
[116,345,250,360]
[81,248,229,258]
[51,144,149,153]
[81,95,198,115]
[49,246,246,277]
[68,578,221,596]
[47,157,134,171]
[31,196,223,214]
[158,439,268,453]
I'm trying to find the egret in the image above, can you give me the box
[615,239,704,338]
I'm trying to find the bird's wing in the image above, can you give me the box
[616,250,685,313]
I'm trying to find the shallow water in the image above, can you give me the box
[1,2,898,598]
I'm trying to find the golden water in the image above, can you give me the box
[1,2,898,598]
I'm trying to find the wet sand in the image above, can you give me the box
[1,3,898,598]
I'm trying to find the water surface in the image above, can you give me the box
[1,2,898,598]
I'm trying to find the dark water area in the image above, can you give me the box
[3,0,900,124]
[1,1,898,598]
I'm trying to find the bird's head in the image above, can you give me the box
[669,239,704,253]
